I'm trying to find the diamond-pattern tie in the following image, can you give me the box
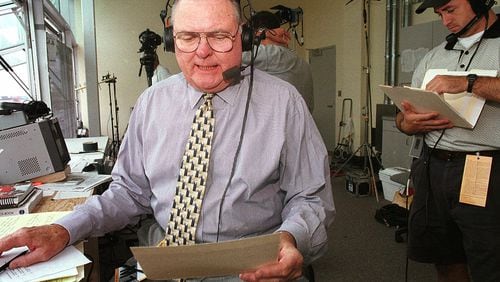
[158,93,215,247]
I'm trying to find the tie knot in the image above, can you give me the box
[203,93,215,102]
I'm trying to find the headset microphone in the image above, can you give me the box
[222,66,243,85]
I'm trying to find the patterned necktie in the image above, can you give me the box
[158,93,215,247]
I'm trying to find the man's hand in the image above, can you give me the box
[396,101,453,135]
[0,224,69,269]
[425,75,467,94]
[239,232,303,282]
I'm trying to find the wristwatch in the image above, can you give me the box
[467,74,478,93]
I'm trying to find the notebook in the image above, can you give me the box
[0,183,36,209]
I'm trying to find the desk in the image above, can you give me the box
[32,174,111,282]
[65,136,110,155]
[65,136,110,173]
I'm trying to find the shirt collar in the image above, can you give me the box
[184,67,250,108]
[483,14,500,39]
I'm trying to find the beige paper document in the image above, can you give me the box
[130,233,280,280]
[379,85,476,128]
[380,69,497,129]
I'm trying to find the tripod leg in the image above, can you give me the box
[366,153,379,202]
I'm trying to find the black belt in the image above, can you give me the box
[430,148,500,161]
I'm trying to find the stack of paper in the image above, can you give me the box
[35,173,111,200]
[0,212,90,281]
[379,69,497,129]
[0,246,90,281]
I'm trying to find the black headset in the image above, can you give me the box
[445,0,495,49]
[160,0,254,53]
[469,0,495,15]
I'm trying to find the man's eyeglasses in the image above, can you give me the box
[173,30,238,53]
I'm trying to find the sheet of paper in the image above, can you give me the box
[31,266,78,281]
[131,233,280,280]
[0,246,90,282]
[421,69,497,127]
[379,85,474,128]
[0,211,70,238]
[36,173,111,194]
[52,190,93,200]
[0,246,28,269]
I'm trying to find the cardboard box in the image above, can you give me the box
[378,167,408,202]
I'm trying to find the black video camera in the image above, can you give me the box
[138,29,162,86]
[139,29,162,54]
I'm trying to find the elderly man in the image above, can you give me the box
[0,0,334,281]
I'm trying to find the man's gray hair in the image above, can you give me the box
[171,0,242,26]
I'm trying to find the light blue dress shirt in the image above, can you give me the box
[56,69,335,263]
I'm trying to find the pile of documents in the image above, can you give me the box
[0,212,90,281]
[35,173,111,200]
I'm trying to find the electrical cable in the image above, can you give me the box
[215,27,258,242]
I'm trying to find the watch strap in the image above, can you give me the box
[467,74,478,93]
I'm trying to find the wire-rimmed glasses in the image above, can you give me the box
[173,30,238,53]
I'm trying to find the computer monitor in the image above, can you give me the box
[0,118,70,184]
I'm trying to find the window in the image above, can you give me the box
[1,0,78,137]
[0,3,31,102]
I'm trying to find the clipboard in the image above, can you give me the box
[130,233,280,280]
[379,85,478,129]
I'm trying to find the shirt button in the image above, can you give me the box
[465,51,469,55]
[460,64,465,68]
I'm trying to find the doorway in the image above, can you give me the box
[310,46,336,152]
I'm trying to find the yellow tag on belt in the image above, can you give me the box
[459,154,492,207]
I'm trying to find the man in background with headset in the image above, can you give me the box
[396,0,499,280]
[0,0,334,281]
[242,11,314,113]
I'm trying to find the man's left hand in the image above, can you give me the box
[239,232,304,282]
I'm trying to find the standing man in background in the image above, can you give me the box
[396,0,499,281]
[242,11,314,113]
[152,53,172,84]
[0,0,334,281]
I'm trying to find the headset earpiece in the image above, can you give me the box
[469,0,494,16]
[164,25,175,52]
[241,24,254,51]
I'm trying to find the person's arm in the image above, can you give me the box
[241,92,335,281]
[55,90,155,245]
[0,224,69,268]
[396,101,453,135]
[426,75,500,102]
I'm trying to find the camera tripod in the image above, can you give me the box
[332,109,382,201]
[332,0,382,201]
[101,73,120,161]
